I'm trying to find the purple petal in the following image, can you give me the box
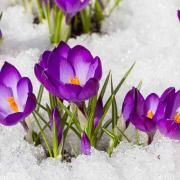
[144,93,159,115]
[81,132,91,155]
[170,90,180,119]
[55,41,71,59]
[130,113,156,133]
[34,64,59,97]
[0,83,13,115]
[0,112,24,126]
[158,118,180,140]
[178,10,180,22]
[23,92,36,117]
[122,87,136,122]
[17,77,33,111]
[39,50,51,68]
[86,56,102,81]
[78,78,99,101]
[68,45,93,85]
[50,108,62,145]
[0,62,21,90]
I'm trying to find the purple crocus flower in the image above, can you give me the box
[34,41,102,103]
[157,87,180,140]
[0,62,36,126]
[50,107,62,144]
[54,0,90,23]
[0,30,2,41]
[81,132,91,155]
[122,88,159,142]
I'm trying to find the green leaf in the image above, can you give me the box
[57,99,82,133]
[36,85,44,112]
[86,96,97,138]
[111,76,118,129]
[94,95,114,135]
[99,71,111,99]
[52,117,59,158]
[33,112,53,157]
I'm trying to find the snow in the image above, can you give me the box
[0,0,180,179]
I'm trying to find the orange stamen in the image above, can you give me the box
[174,112,180,123]
[7,97,19,112]
[147,111,154,119]
[69,76,80,85]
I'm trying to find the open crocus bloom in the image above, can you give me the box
[35,41,102,102]
[122,87,159,134]
[54,0,90,22]
[157,88,180,140]
[0,62,36,126]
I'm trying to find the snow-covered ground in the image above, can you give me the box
[0,0,180,179]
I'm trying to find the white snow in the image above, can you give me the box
[0,0,180,179]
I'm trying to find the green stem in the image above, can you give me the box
[36,0,45,22]
[33,112,53,157]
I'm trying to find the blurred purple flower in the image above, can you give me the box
[0,62,36,126]
[35,41,102,103]
[54,0,90,23]
[81,132,91,155]
[157,87,180,140]
[122,88,159,135]
[50,107,62,144]
[177,10,180,22]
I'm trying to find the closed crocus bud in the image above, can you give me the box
[50,107,62,145]
[157,88,180,140]
[94,97,103,129]
[81,132,91,155]
[178,10,180,22]
[0,62,36,126]
[54,0,90,23]
[35,41,102,103]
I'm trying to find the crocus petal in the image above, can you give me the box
[39,50,51,68]
[94,97,103,128]
[0,112,24,126]
[122,87,136,122]
[34,64,59,97]
[158,119,180,140]
[144,93,159,115]
[0,83,13,115]
[78,78,99,101]
[58,83,82,102]
[68,45,93,85]
[130,113,156,133]
[0,62,21,90]
[17,77,33,110]
[170,90,180,119]
[178,10,180,22]
[81,132,91,155]
[86,56,102,81]
[50,108,62,145]
[55,41,71,59]
[23,92,36,117]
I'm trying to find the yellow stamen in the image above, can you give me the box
[7,97,19,112]
[69,76,80,85]
[147,111,154,119]
[174,112,180,123]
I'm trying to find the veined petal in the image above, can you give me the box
[68,45,93,85]
[78,78,99,101]
[0,62,21,90]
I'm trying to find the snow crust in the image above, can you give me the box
[0,0,180,179]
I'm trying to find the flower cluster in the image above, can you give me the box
[122,87,180,143]
[19,0,121,44]
[1,41,180,160]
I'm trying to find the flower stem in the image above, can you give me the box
[21,120,29,133]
